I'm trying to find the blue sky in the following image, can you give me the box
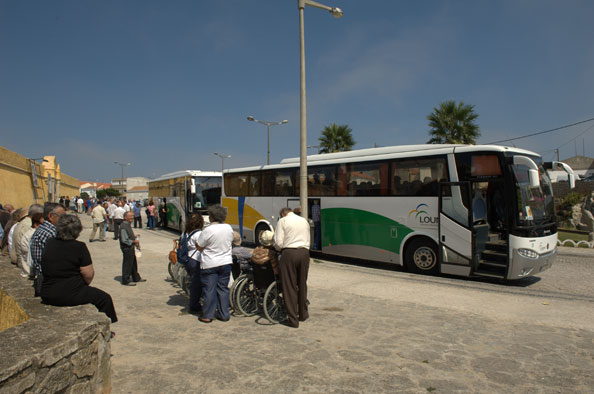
[1,0,594,182]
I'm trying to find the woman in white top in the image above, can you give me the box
[184,213,204,314]
[196,205,234,323]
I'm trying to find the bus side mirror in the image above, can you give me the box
[528,169,539,188]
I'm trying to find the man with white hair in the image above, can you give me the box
[13,204,43,274]
[274,207,311,328]
[112,201,126,240]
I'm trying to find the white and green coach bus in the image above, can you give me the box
[222,145,575,280]
[148,170,222,231]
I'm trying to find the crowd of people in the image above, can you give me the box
[1,196,312,331]
[0,197,153,338]
[177,205,310,327]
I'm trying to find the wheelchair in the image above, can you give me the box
[168,258,191,296]
[231,260,286,324]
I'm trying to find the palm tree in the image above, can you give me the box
[318,123,355,153]
[427,100,480,144]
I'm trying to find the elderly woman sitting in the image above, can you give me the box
[40,214,118,324]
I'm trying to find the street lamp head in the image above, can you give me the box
[281,120,289,124]
[247,116,255,121]
[331,7,343,18]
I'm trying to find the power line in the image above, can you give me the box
[538,122,594,156]
[486,116,594,144]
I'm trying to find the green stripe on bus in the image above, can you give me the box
[322,208,414,253]
[167,204,180,226]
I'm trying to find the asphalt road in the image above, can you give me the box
[74,214,594,393]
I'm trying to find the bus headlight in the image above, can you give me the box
[518,248,539,259]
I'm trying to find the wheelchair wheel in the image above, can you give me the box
[179,269,190,296]
[168,261,175,280]
[263,281,286,324]
[235,277,259,316]
[230,275,247,312]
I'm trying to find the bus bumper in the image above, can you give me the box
[508,248,557,279]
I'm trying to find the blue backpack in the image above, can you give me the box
[177,230,199,265]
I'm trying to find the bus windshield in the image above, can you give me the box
[192,176,222,210]
[512,163,555,226]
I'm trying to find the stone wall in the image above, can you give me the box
[0,146,80,208]
[553,180,594,200]
[0,256,111,394]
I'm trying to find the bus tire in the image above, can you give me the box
[405,238,438,275]
[254,224,270,246]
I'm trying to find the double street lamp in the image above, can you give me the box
[114,161,131,196]
[298,0,342,215]
[214,152,231,192]
[247,116,288,165]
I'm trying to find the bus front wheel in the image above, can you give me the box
[405,238,438,275]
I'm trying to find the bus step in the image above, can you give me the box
[485,239,507,252]
[477,261,507,269]
[488,233,501,242]
[473,269,506,279]
[480,250,507,263]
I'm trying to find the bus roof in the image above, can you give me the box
[225,144,539,173]
[150,170,221,182]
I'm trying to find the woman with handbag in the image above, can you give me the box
[183,213,205,315]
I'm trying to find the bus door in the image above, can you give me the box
[438,182,474,276]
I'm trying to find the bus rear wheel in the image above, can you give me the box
[405,238,438,275]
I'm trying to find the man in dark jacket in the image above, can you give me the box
[119,212,145,286]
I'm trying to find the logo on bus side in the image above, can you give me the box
[408,203,438,225]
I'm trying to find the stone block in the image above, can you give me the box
[65,380,92,394]
[37,359,74,394]
[71,340,98,378]
[96,334,112,393]
[0,368,35,394]
[0,357,31,383]
[33,336,80,368]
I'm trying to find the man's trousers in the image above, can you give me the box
[278,248,310,328]
[121,247,141,284]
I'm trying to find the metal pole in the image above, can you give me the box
[299,3,308,217]
[267,123,271,165]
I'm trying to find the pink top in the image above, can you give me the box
[147,205,155,216]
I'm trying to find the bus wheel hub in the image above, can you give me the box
[414,247,435,270]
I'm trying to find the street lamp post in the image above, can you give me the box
[114,162,131,196]
[307,145,320,154]
[247,116,288,165]
[214,152,231,195]
[298,0,342,216]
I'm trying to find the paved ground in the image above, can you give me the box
[64,215,594,392]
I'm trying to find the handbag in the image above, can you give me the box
[33,272,43,297]
[168,239,178,264]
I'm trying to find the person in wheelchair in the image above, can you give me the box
[251,230,278,275]
[231,231,252,280]
[231,230,285,323]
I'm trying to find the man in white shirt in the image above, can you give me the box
[77,197,84,213]
[90,201,108,242]
[106,199,116,234]
[274,207,310,328]
[112,201,126,240]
